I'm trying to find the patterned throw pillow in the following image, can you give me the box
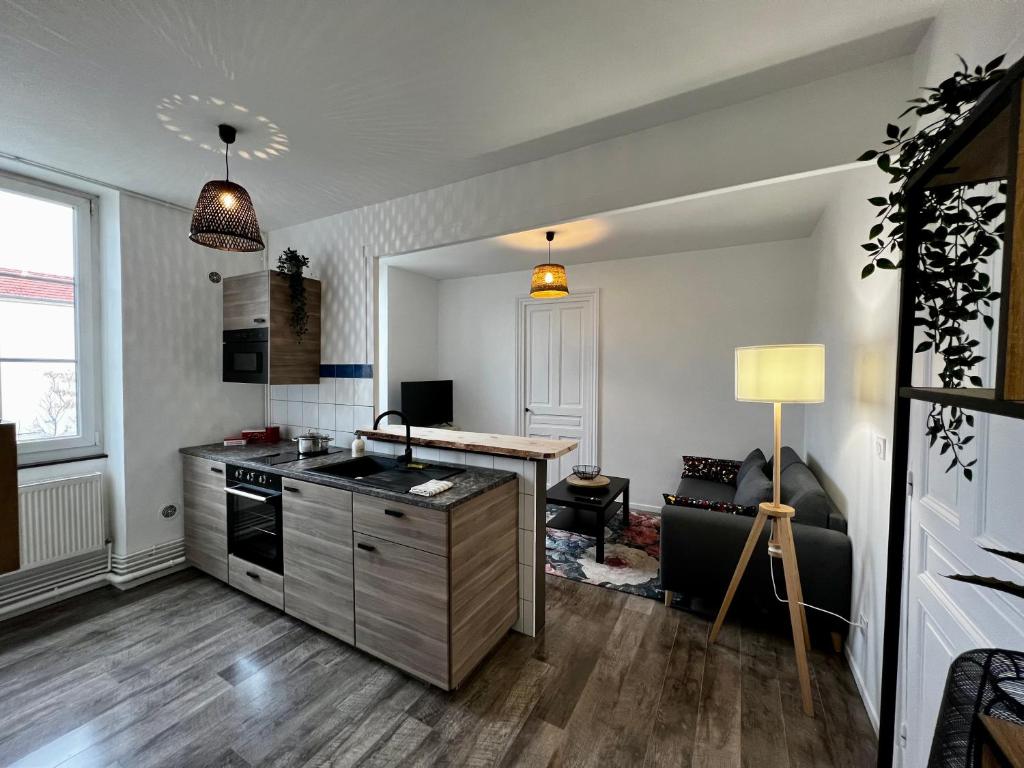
[662,493,756,517]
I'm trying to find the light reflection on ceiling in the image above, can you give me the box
[156,94,289,161]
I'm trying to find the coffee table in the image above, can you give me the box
[546,475,630,564]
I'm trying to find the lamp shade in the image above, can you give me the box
[735,344,825,403]
[189,180,265,252]
[530,263,569,299]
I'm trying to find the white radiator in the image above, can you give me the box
[18,473,107,569]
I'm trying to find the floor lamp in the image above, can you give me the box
[709,344,825,717]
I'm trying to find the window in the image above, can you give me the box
[0,174,99,461]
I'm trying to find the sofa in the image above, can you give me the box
[659,446,853,647]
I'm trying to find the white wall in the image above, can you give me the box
[803,165,899,729]
[115,195,265,555]
[385,266,439,413]
[436,239,816,509]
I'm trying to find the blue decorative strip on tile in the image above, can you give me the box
[319,363,373,379]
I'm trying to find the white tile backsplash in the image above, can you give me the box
[287,384,303,401]
[287,400,303,426]
[412,446,440,462]
[436,449,466,465]
[318,377,335,403]
[302,401,319,429]
[271,385,289,400]
[318,403,335,431]
[353,405,374,431]
[335,404,354,432]
[335,378,354,405]
[302,384,319,403]
[519,494,535,531]
[354,378,374,406]
[464,452,494,469]
[518,530,534,567]
[271,400,288,425]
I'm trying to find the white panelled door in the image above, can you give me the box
[517,292,598,485]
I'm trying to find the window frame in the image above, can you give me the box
[0,172,101,463]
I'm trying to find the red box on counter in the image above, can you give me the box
[241,426,281,444]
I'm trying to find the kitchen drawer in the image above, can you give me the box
[352,493,447,556]
[229,555,284,610]
[354,532,449,688]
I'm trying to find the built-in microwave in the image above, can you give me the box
[223,327,268,383]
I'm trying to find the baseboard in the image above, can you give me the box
[845,644,880,734]
[0,539,187,620]
[631,502,662,514]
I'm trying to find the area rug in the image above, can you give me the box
[544,505,665,601]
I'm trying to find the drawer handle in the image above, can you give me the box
[210,467,224,474]
[253,317,267,324]
[284,486,299,493]
[357,542,376,552]
[384,509,404,518]
[245,570,261,581]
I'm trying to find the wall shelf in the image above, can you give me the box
[899,386,1024,418]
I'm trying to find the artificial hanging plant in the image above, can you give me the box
[277,247,311,342]
[858,54,1008,480]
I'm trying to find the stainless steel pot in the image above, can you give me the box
[294,432,332,454]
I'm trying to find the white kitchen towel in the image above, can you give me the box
[409,479,454,497]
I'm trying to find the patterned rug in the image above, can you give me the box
[545,505,665,601]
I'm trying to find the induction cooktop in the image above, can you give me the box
[251,446,346,466]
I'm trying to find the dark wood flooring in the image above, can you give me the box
[0,569,876,767]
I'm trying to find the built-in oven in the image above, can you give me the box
[223,328,268,384]
[225,464,282,574]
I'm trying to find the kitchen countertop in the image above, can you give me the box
[355,426,577,460]
[179,441,516,512]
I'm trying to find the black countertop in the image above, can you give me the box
[179,441,516,512]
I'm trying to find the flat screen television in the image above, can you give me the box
[401,380,453,427]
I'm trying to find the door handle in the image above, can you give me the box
[283,486,299,493]
[225,487,278,503]
[210,467,224,474]
[384,509,404,518]
[245,570,261,581]
[357,542,376,552]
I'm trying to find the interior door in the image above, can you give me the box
[519,293,597,484]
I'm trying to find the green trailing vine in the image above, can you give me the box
[858,54,1007,480]
[276,247,310,342]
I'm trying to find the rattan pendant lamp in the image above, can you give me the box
[189,124,265,252]
[530,230,569,299]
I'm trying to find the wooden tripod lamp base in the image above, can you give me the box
[708,500,814,716]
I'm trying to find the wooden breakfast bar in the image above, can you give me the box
[357,426,577,636]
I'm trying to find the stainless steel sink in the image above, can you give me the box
[309,456,464,492]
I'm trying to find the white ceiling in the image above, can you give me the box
[0,1,938,229]
[384,167,858,280]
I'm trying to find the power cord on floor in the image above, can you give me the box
[767,522,866,629]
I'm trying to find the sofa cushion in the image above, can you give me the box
[674,477,736,503]
[734,462,773,507]
[780,461,831,528]
[735,448,768,485]
[767,445,803,475]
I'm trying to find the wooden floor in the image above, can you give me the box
[0,569,876,767]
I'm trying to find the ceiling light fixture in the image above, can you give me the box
[189,123,265,252]
[530,231,569,299]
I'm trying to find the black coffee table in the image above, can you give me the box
[546,475,630,564]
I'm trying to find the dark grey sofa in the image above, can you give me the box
[660,446,853,645]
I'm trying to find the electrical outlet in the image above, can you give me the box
[873,434,887,461]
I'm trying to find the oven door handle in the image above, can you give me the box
[224,486,279,503]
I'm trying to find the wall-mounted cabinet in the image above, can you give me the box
[222,270,321,385]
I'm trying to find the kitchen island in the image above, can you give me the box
[356,426,578,636]
[179,441,518,689]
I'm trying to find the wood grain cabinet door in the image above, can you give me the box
[182,456,227,581]
[223,272,269,331]
[353,532,449,688]
[282,479,354,643]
